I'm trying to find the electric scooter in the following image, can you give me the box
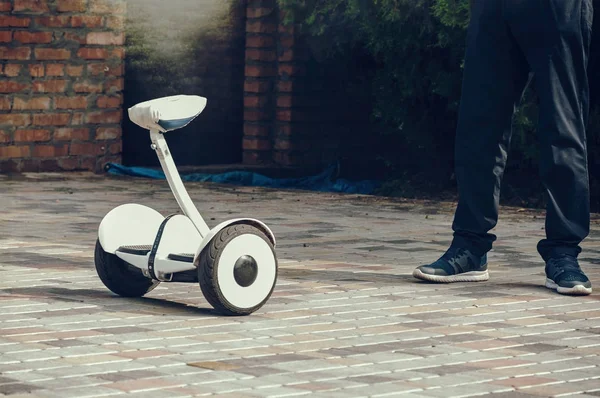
[95,95,278,316]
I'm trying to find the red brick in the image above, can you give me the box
[0,2,11,12]
[95,127,121,140]
[246,21,277,34]
[277,81,294,92]
[89,0,125,14]
[71,112,84,125]
[70,142,104,156]
[64,32,85,44]
[275,95,291,108]
[246,35,275,48]
[79,156,95,170]
[14,129,50,142]
[54,127,89,141]
[37,159,59,171]
[0,81,29,93]
[0,145,30,158]
[97,96,121,108]
[29,64,44,77]
[58,157,79,170]
[19,158,39,171]
[276,109,292,122]
[86,110,122,124]
[279,64,306,77]
[244,95,268,108]
[0,16,31,27]
[57,0,86,12]
[14,0,48,13]
[245,64,277,78]
[46,64,65,76]
[66,65,84,76]
[104,78,123,93]
[0,47,31,60]
[73,80,102,93]
[55,96,88,109]
[243,124,269,137]
[13,97,51,110]
[105,15,124,29]
[274,139,292,150]
[243,151,269,165]
[273,151,296,166]
[77,47,107,60]
[3,64,22,77]
[275,139,310,151]
[276,124,294,137]
[244,81,271,94]
[33,113,71,126]
[14,31,52,44]
[278,49,306,62]
[32,144,68,157]
[0,113,31,126]
[88,63,108,76]
[86,32,124,46]
[279,36,295,48]
[33,80,68,93]
[244,110,269,122]
[71,15,103,28]
[278,24,295,35]
[88,63,124,77]
[110,48,125,60]
[246,49,276,62]
[35,48,70,60]
[247,7,274,19]
[0,97,11,110]
[0,130,10,142]
[243,138,271,151]
[108,142,121,154]
[35,16,70,27]
[0,31,12,43]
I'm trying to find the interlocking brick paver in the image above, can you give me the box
[1,173,599,397]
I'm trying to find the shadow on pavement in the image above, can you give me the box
[0,287,221,317]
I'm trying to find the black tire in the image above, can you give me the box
[198,224,277,316]
[94,239,159,297]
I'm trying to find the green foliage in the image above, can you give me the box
[278,0,600,212]
[278,0,474,172]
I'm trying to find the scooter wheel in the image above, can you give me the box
[94,239,160,297]
[198,223,277,316]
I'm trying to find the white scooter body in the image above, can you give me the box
[98,204,275,280]
[96,95,278,315]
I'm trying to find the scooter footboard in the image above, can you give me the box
[98,203,164,253]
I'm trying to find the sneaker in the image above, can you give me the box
[545,255,592,295]
[413,246,489,283]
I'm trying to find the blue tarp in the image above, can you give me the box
[105,163,380,195]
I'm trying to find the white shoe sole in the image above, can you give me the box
[413,268,489,283]
[545,278,592,295]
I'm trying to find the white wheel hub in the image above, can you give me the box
[216,234,277,309]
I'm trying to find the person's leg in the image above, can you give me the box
[506,0,593,294]
[451,1,531,256]
[414,0,530,283]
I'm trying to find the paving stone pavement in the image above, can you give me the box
[0,172,599,398]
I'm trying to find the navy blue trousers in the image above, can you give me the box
[452,0,594,261]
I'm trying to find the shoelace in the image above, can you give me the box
[547,255,583,280]
[442,247,466,261]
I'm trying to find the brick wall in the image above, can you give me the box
[0,0,125,173]
[243,0,357,170]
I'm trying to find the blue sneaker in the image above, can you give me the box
[545,255,592,295]
[413,246,489,283]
